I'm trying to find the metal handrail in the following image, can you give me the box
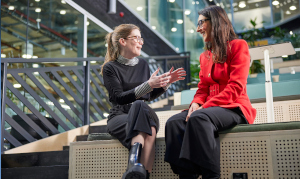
[1,54,190,151]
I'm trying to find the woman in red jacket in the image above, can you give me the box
[164,6,256,179]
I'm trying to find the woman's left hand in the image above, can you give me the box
[166,67,186,84]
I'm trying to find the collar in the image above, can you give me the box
[117,54,139,66]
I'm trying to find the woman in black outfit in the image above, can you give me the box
[101,24,186,179]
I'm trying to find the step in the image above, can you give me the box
[1,151,69,168]
[76,135,88,141]
[89,125,107,133]
[2,165,69,179]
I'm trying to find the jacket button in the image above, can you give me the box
[208,73,210,77]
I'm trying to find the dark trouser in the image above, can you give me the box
[107,100,159,149]
[164,107,247,178]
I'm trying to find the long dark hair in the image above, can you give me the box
[100,24,140,74]
[198,6,237,63]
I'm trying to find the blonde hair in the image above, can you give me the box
[100,24,140,74]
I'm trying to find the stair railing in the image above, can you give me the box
[1,54,190,152]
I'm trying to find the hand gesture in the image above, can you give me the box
[148,68,170,88]
[186,103,202,121]
[165,67,186,84]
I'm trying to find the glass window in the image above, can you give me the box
[232,0,271,32]
[123,0,148,21]
[87,19,107,58]
[1,0,84,59]
[272,0,299,24]
[150,0,184,52]
[184,0,206,61]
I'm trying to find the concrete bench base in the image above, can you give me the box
[69,128,300,179]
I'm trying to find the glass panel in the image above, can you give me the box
[272,0,299,24]
[184,0,206,61]
[232,0,271,32]
[150,0,184,52]
[123,0,148,21]
[87,18,108,59]
[1,0,84,59]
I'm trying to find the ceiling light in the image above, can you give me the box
[286,10,291,14]
[209,0,213,1]
[239,2,246,8]
[272,0,279,5]
[196,1,199,4]
[171,27,177,32]
[189,29,195,33]
[192,1,195,5]
[136,6,143,11]
[216,3,220,6]
[36,18,41,22]
[8,6,14,10]
[13,84,22,88]
[152,26,156,30]
[60,10,66,15]
[32,64,39,68]
[103,113,109,117]
[177,19,183,24]
[32,56,38,58]
[34,72,39,75]
[1,54,6,58]
[289,6,297,10]
[185,10,191,15]
[86,21,90,26]
[175,47,179,51]
[35,8,41,13]
[35,0,40,2]
[105,43,108,47]
[22,54,32,59]
[169,0,175,2]
[61,0,66,4]
[59,99,65,103]
[282,55,288,58]
[91,61,96,63]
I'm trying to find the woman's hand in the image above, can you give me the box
[148,68,170,88]
[164,67,186,84]
[186,103,202,121]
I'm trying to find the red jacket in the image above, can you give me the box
[191,39,256,124]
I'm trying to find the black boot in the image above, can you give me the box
[122,142,146,179]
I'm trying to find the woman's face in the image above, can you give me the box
[120,29,143,58]
[197,15,212,42]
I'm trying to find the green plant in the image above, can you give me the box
[187,62,200,88]
[241,17,266,74]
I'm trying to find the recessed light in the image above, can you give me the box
[60,10,66,15]
[8,6,14,10]
[35,8,41,13]
[171,27,177,32]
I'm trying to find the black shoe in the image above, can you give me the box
[146,170,150,179]
[122,142,146,179]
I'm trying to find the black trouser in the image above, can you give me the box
[164,107,247,178]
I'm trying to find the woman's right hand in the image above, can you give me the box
[186,103,201,121]
[148,68,170,88]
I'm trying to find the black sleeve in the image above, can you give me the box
[103,64,136,105]
[148,88,166,101]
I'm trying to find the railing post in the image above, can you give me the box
[1,62,7,154]
[84,61,90,125]
[185,52,191,90]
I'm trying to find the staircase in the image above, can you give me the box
[1,125,108,179]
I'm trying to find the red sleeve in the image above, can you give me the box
[202,40,250,108]
[191,55,209,105]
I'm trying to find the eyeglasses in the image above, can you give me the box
[197,18,210,28]
[124,36,144,43]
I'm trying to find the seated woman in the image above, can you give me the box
[164,6,256,179]
[101,24,186,179]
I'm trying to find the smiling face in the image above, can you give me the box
[119,29,143,59]
[197,15,212,42]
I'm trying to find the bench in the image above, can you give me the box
[69,110,300,178]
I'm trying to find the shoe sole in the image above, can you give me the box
[123,165,146,179]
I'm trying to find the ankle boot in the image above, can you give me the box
[122,142,146,179]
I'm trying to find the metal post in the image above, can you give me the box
[84,61,90,125]
[1,63,7,154]
[107,0,116,14]
[264,49,275,123]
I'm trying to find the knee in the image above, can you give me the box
[188,112,210,125]
[132,100,145,108]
